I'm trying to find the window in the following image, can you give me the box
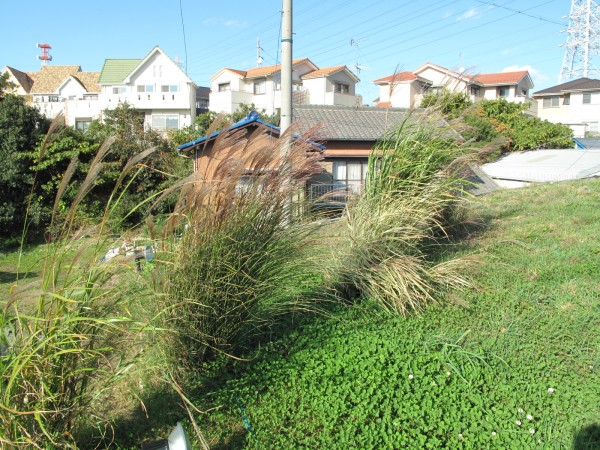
[470,85,480,97]
[137,85,154,93]
[83,94,98,101]
[563,94,570,105]
[161,85,178,93]
[218,82,230,92]
[333,159,369,195]
[75,119,92,132]
[497,86,510,98]
[151,114,179,131]
[543,96,560,108]
[587,122,599,135]
[253,80,266,95]
[112,87,126,95]
[335,83,350,94]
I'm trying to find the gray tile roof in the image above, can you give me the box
[292,105,449,141]
[533,77,600,96]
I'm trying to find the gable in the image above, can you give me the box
[124,47,195,86]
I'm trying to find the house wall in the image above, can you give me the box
[536,90,600,138]
[417,66,469,93]
[98,51,196,130]
[379,81,421,108]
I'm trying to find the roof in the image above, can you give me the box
[292,105,449,141]
[533,77,600,96]
[30,65,82,93]
[574,137,600,149]
[245,58,313,78]
[472,71,528,85]
[98,59,141,84]
[302,65,350,79]
[72,72,100,92]
[4,66,34,93]
[373,72,418,84]
[177,111,325,151]
[123,46,196,86]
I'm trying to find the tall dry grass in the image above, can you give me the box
[157,122,324,366]
[326,116,471,315]
[0,125,158,447]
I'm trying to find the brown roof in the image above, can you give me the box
[302,65,346,79]
[72,72,101,93]
[245,58,311,78]
[30,65,82,93]
[472,71,528,85]
[373,71,417,84]
[5,67,35,93]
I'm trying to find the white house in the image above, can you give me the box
[374,62,535,113]
[533,77,600,138]
[98,46,197,131]
[2,46,198,131]
[209,58,361,115]
[2,65,101,129]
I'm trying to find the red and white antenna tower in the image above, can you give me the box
[559,0,600,82]
[37,43,52,66]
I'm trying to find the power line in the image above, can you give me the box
[179,0,188,73]
[475,0,567,26]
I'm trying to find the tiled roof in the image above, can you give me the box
[5,67,35,93]
[533,77,600,95]
[98,59,141,84]
[376,101,392,108]
[472,71,528,85]
[373,72,417,84]
[302,66,346,79]
[293,105,449,141]
[72,72,100,93]
[245,58,311,78]
[30,65,82,93]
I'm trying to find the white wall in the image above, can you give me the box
[536,91,600,137]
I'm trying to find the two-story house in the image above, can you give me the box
[374,62,535,113]
[98,46,197,131]
[2,65,101,129]
[532,78,600,138]
[209,58,361,115]
[3,46,199,131]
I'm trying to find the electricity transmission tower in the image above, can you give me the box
[560,0,600,82]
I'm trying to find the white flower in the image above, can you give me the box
[518,407,524,414]
[458,433,464,439]
[492,431,497,436]
[446,371,451,376]
[408,374,414,379]
[548,387,555,394]
[527,414,533,421]
[529,428,536,435]
[516,420,522,426]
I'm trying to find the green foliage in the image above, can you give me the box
[0,94,50,236]
[420,89,472,119]
[462,99,573,151]
[181,179,600,450]
[0,72,16,99]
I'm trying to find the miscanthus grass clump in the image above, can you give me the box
[327,117,472,315]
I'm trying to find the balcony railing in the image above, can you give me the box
[308,183,352,205]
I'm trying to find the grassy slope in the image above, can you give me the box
[186,180,599,449]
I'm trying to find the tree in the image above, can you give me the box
[419,89,472,119]
[0,94,49,237]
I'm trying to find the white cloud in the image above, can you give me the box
[456,8,480,21]
[202,17,247,27]
[502,65,549,81]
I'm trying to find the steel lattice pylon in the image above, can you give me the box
[560,0,600,82]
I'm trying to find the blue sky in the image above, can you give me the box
[1,0,571,103]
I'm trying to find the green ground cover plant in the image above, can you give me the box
[177,179,599,449]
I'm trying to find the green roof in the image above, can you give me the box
[98,59,141,84]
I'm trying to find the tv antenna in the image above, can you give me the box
[350,38,373,74]
[256,38,264,67]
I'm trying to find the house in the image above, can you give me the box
[2,46,201,131]
[532,78,600,138]
[97,46,198,131]
[209,58,361,115]
[2,65,101,129]
[292,105,455,197]
[374,62,535,113]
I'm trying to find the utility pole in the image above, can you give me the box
[280,0,293,134]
